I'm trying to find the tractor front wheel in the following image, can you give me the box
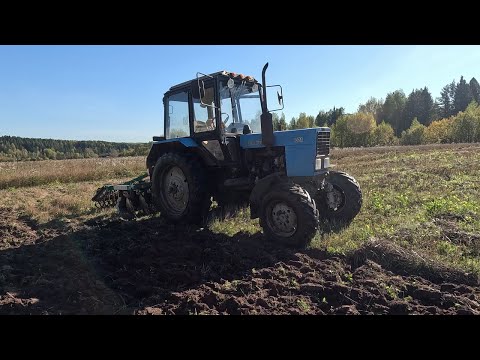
[316,171,362,226]
[259,181,319,248]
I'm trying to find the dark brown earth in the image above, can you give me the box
[1,207,479,315]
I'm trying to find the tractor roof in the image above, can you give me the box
[169,71,258,91]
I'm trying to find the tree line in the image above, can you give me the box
[2,75,479,161]
[273,75,480,147]
[0,136,151,161]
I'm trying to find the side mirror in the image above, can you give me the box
[199,80,206,100]
[277,91,283,106]
[266,85,284,112]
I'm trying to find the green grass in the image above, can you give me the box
[296,298,310,311]
[320,145,480,274]
[211,143,480,276]
[209,207,260,235]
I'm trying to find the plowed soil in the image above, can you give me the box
[1,207,479,315]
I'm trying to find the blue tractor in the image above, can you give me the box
[93,63,362,247]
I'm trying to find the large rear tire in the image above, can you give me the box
[151,153,211,225]
[259,181,319,248]
[316,171,362,226]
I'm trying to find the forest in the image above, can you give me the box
[0,136,150,161]
[1,75,479,161]
[274,75,480,147]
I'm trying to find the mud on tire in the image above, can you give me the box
[151,152,211,225]
[259,181,319,248]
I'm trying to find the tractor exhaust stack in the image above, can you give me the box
[260,63,274,147]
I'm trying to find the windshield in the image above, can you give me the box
[219,80,262,134]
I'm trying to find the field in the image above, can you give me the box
[1,143,480,314]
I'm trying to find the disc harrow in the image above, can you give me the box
[92,173,157,218]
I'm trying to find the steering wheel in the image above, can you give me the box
[222,113,230,124]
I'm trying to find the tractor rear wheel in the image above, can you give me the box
[316,171,362,226]
[259,181,319,248]
[151,153,211,225]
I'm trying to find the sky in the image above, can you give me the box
[1,45,479,142]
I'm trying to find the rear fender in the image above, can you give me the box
[146,138,215,176]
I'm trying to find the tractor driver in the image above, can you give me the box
[194,85,225,133]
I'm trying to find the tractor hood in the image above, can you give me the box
[239,127,331,177]
[239,128,329,148]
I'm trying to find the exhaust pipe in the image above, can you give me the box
[260,63,274,147]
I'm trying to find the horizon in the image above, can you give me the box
[0,133,148,144]
[1,45,479,142]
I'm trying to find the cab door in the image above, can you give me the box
[191,80,238,164]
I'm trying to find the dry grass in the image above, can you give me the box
[0,179,131,223]
[0,157,145,190]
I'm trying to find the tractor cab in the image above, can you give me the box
[161,69,283,165]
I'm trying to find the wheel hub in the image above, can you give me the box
[163,166,189,214]
[270,202,297,237]
[326,185,344,211]
[168,182,182,198]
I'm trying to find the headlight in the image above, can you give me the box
[324,157,330,168]
[315,157,330,170]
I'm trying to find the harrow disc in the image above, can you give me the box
[92,186,119,209]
